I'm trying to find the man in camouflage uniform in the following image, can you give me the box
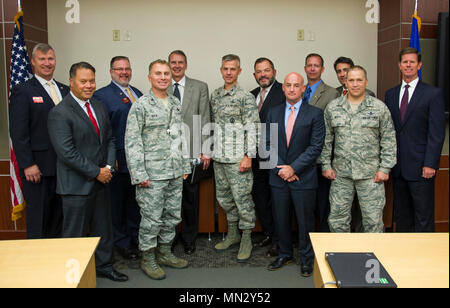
[320,66,396,233]
[125,60,191,280]
[210,54,260,262]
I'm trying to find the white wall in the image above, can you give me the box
[48,0,378,94]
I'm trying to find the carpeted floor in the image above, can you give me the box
[113,232,301,269]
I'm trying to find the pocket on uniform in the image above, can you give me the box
[361,119,379,128]
[146,113,166,127]
[331,119,346,128]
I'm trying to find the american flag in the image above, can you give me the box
[9,10,33,221]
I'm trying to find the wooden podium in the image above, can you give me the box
[0,237,99,288]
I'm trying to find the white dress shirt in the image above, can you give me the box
[399,77,419,108]
[255,81,274,106]
[171,76,186,104]
[34,74,63,102]
[70,91,99,124]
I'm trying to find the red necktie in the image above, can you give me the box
[85,102,100,137]
[400,84,410,123]
[342,89,348,96]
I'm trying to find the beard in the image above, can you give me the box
[258,76,275,89]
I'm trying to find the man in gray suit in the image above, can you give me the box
[168,50,211,254]
[303,53,339,232]
[48,62,128,282]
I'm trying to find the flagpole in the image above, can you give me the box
[18,0,21,11]
[414,0,418,14]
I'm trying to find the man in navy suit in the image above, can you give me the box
[250,58,285,257]
[385,47,446,232]
[93,56,143,260]
[9,43,69,239]
[265,72,325,277]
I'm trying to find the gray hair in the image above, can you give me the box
[222,54,241,67]
[32,43,54,59]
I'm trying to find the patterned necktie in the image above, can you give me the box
[46,81,60,105]
[286,106,296,147]
[303,86,311,104]
[125,87,136,103]
[173,83,181,101]
[342,89,348,96]
[85,102,100,138]
[400,84,410,123]
[258,88,267,112]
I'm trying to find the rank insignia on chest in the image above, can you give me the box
[230,118,235,123]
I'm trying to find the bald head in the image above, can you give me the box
[282,72,306,104]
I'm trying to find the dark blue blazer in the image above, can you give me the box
[93,82,143,173]
[9,77,70,177]
[266,102,325,190]
[385,81,445,181]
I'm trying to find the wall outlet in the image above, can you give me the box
[113,30,120,41]
[297,29,304,41]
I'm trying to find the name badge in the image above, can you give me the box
[32,97,44,103]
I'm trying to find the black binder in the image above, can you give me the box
[325,252,397,288]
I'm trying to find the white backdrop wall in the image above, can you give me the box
[48,0,378,94]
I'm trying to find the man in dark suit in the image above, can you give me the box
[303,53,339,232]
[250,58,285,257]
[266,72,325,277]
[385,47,446,232]
[9,43,69,239]
[167,50,210,255]
[93,56,143,261]
[48,62,128,282]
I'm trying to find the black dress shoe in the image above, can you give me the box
[265,244,279,257]
[300,264,313,277]
[255,236,272,247]
[267,256,293,271]
[97,269,129,282]
[184,242,196,255]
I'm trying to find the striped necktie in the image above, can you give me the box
[125,87,136,103]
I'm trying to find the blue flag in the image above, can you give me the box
[410,13,422,80]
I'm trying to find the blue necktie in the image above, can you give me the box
[303,86,311,104]
[173,83,181,101]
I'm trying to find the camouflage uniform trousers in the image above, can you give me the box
[135,177,183,251]
[214,162,256,230]
[328,176,385,233]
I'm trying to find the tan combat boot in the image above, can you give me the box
[141,248,166,280]
[156,244,189,269]
[215,222,241,251]
[237,229,252,262]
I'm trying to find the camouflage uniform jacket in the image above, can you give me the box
[125,89,191,184]
[210,84,260,163]
[320,95,397,180]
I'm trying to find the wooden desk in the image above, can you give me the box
[310,233,449,288]
[0,237,99,288]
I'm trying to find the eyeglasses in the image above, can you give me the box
[112,68,132,72]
